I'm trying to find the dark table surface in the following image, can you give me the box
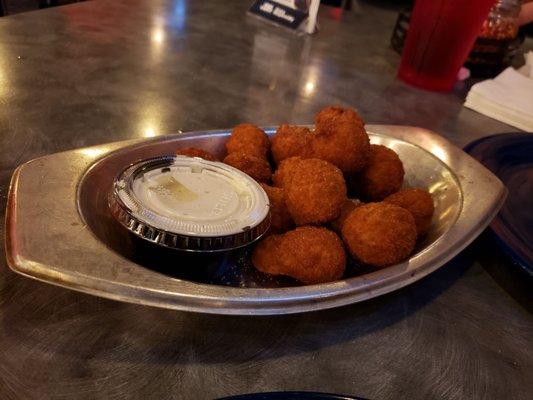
[0,1,532,399]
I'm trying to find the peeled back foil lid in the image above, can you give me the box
[109,155,271,252]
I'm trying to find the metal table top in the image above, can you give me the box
[0,1,531,399]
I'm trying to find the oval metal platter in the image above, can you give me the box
[5,125,506,315]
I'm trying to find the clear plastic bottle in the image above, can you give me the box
[466,0,523,76]
[480,0,521,40]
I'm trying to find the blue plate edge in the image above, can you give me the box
[463,133,533,276]
[217,391,367,400]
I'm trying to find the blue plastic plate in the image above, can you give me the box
[464,133,533,275]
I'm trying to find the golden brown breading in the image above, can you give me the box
[252,226,346,284]
[341,202,417,268]
[305,106,370,173]
[284,158,347,225]
[223,152,272,183]
[384,188,435,236]
[330,199,362,234]
[176,147,219,161]
[250,235,285,276]
[351,144,404,201]
[315,106,365,129]
[226,124,270,158]
[260,184,294,234]
[272,156,303,188]
[271,125,312,165]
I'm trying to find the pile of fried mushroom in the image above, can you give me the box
[177,106,435,285]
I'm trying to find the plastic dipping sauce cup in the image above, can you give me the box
[398,0,496,92]
[110,156,271,252]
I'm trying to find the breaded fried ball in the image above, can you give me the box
[306,106,370,173]
[284,158,347,225]
[223,152,272,183]
[330,199,362,234]
[251,235,285,276]
[384,188,435,236]
[341,202,417,268]
[226,124,270,158]
[315,106,365,129]
[353,144,404,201]
[252,226,346,284]
[271,125,312,165]
[176,147,218,161]
[272,156,302,188]
[260,184,294,234]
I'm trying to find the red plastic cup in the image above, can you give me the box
[398,0,496,92]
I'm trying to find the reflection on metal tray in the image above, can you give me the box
[5,125,506,315]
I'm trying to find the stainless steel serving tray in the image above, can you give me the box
[5,126,506,315]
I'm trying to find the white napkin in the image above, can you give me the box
[464,51,533,131]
